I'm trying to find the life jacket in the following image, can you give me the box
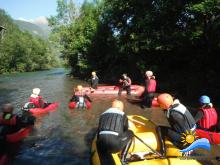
[98,108,125,136]
[29,95,45,108]
[0,115,17,125]
[147,79,156,93]
[76,96,86,108]
[167,103,196,133]
[198,107,218,129]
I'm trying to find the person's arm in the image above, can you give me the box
[123,115,129,131]
[194,111,204,123]
[84,94,92,102]
[127,78,131,86]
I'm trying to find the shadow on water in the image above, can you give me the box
[0,88,18,105]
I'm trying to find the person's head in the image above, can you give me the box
[91,71,96,76]
[122,73,127,79]
[1,103,14,114]
[157,93,174,110]
[145,70,153,77]
[112,100,124,111]
[199,95,211,105]
[32,88,40,95]
[76,85,83,92]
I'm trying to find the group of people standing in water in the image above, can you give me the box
[1,70,219,164]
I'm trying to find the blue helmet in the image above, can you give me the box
[199,95,210,104]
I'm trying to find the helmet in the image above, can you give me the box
[199,95,210,104]
[91,72,96,76]
[122,73,127,78]
[157,93,173,109]
[145,70,153,77]
[76,85,83,91]
[1,103,14,113]
[33,88,40,95]
[112,100,124,111]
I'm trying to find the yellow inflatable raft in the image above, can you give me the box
[91,115,201,165]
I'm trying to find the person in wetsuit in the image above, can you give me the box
[157,94,196,150]
[29,88,50,108]
[91,71,99,91]
[70,85,92,109]
[194,95,218,131]
[118,74,132,96]
[96,100,133,164]
[0,103,35,135]
[141,70,157,108]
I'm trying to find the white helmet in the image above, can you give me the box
[32,88,40,95]
[145,70,153,77]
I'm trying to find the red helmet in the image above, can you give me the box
[157,93,173,109]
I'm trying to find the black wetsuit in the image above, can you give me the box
[91,76,99,89]
[160,103,196,149]
[118,77,131,96]
[96,108,133,164]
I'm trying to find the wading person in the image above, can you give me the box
[118,74,131,96]
[96,100,133,164]
[141,70,157,108]
[194,95,218,131]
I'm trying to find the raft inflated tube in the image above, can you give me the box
[0,154,9,165]
[6,126,32,143]
[196,129,220,144]
[69,101,92,110]
[151,98,160,107]
[75,85,145,96]
[29,102,59,114]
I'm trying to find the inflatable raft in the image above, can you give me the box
[75,85,145,96]
[196,129,220,144]
[69,101,92,110]
[6,126,32,143]
[0,154,9,165]
[91,115,201,165]
[29,102,59,115]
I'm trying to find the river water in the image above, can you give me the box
[0,68,219,165]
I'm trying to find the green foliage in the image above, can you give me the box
[0,9,59,74]
[50,0,220,98]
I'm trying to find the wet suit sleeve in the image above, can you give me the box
[194,111,204,123]
[70,95,78,102]
[123,116,129,131]
[84,94,92,102]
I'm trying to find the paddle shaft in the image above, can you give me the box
[133,134,163,157]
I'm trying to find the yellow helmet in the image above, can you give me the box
[112,100,124,111]
[76,85,83,91]
[91,71,96,76]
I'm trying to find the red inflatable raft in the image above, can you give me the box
[0,154,9,165]
[29,102,59,115]
[75,85,145,96]
[6,126,32,143]
[196,129,220,144]
[69,101,92,110]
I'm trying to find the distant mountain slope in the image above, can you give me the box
[14,20,50,38]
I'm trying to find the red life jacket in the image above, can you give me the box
[0,115,17,125]
[147,79,156,93]
[29,95,45,108]
[198,107,218,129]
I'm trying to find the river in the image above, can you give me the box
[0,68,219,165]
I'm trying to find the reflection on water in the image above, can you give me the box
[0,68,219,165]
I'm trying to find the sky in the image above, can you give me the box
[0,0,84,25]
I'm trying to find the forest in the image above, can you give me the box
[0,9,59,74]
[48,0,220,102]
